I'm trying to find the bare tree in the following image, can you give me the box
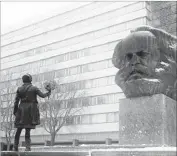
[0,80,16,151]
[39,81,85,146]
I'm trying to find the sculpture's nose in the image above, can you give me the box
[130,54,140,66]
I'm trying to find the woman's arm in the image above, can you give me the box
[13,89,20,115]
[36,87,51,98]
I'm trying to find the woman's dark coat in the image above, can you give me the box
[13,83,49,129]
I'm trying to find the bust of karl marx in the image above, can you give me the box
[112,25,177,101]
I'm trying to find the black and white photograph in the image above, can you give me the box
[0,1,176,156]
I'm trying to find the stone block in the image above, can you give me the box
[91,148,176,156]
[119,94,176,146]
[44,140,51,146]
[0,151,89,156]
[72,139,79,146]
[105,138,112,145]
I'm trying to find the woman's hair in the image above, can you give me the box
[22,74,32,83]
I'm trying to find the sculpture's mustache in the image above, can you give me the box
[129,69,144,76]
[116,64,149,84]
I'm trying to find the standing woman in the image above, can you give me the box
[13,74,51,151]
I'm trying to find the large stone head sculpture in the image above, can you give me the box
[112,25,177,100]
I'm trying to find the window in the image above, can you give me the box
[85,81,92,89]
[60,101,67,109]
[70,51,78,60]
[108,94,115,104]
[70,66,78,75]
[114,112,119,122]
[67,100,74,108]
[74,116,81,124]
[75,99,82,108]
[106,112,115,122]
[81,64,89,73]
[81,115,90,124]
[90,114,106,124]
[55,69,64,78]
[34,48,43,54]
[107,76,115,85]
[97,77,107,87]
[97,96,105,105]
[64,68,70,76]
[91,96,97,105]
[82,98,90,107]
[65,116,74,125]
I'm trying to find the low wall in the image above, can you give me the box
[1,147,176,156]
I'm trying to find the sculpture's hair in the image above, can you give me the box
[132,25,177,65]
[132,25,177,99]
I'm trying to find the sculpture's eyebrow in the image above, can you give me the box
[136,50,150,55]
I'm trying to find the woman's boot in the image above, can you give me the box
[13,140,19,151]
[25,138,31,151]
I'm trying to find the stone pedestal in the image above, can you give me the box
[105,138,112,145]
[119,94,176,146]
[44,140,51,146]
[72,139,79,146]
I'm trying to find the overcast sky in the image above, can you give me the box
[1,2,89,34]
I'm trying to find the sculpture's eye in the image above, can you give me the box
[126,53,133,60]
[136,51,149,58]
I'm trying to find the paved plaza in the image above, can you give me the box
[1,147,176,156]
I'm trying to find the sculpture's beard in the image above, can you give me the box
[116,63,176,100]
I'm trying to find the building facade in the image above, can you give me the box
[0,1,176,144]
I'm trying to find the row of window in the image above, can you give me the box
[39,112,119,126]
[40,93,122,110]
[1,92,124,110]
[2,15,146,74]
[2,12,144,66]
[0,93,16,102]
[0,111,119,129]
[2,2,111,43]
[2,1,137,53]
[0,59,113,83]
[1,41,115,71]
[58,76,115,93]
[2,18,119,57]
[0,76,115,101]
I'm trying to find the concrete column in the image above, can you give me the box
[44,140,51,146]
[105,138,112,145]
[72,139,79,146]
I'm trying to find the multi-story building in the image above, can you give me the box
[0,1,176,144]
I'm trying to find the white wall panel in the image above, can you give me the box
[70,104,120,116]
[2,29,130,69]
[1,7,147,57]
[75,85,124,98]
[29,122,119,135]
[57,67,117,84]
[2,2,137,45]
[1,2,92,42]
[2,51,112,75]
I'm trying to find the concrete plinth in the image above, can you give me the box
[0,151,89,156]
[119,94,176,146]
[105,138,112,145]
[44,140,51,146]
[91,147,176,156]
[72,139,79,146]
[1,147,176,156]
